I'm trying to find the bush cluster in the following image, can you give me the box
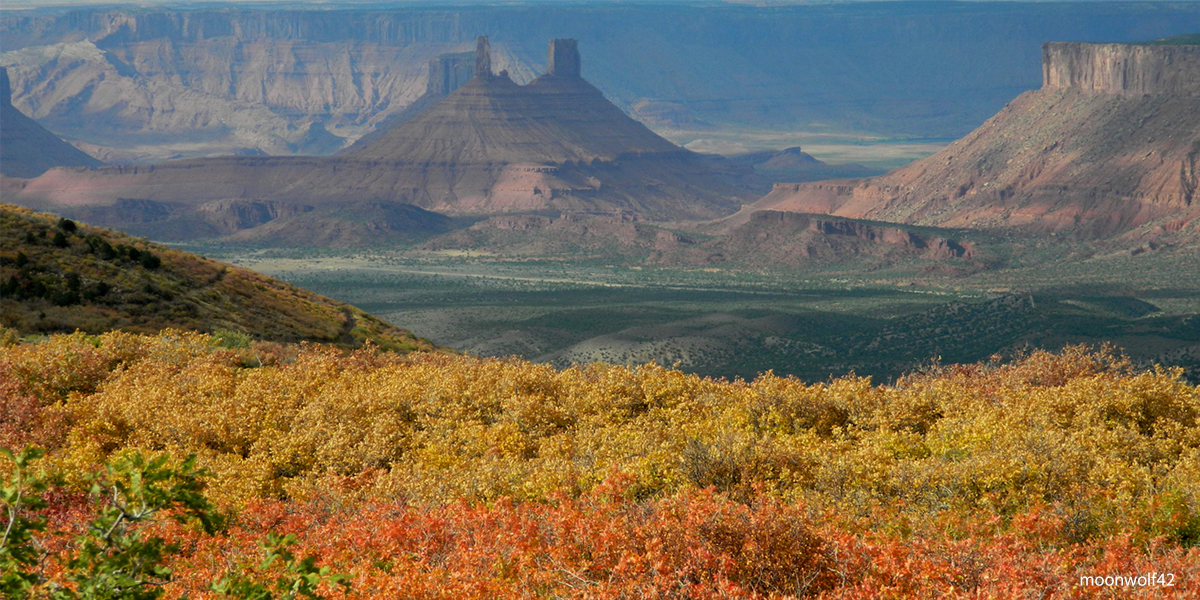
[1,217,160,308]
[3,331,1199,598]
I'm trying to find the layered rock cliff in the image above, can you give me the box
[1043,42,1200,96]
[4,38,750,242]
[427,208,973,268]
[749,41,1200,243]
[2,4,1196,162]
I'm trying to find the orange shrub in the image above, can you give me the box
[4,332,1200,598]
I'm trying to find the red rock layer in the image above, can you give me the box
[750,42,1200,242]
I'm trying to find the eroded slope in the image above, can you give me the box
[752,42,1200,243]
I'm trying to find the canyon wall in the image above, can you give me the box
[2,3,1198,162]
[1043,42,1200,95]
[749,37,1200,242]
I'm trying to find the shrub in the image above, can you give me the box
[3,334,1199,598]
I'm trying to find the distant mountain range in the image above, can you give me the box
[2,3,1197,161]
[4,37,1198,269]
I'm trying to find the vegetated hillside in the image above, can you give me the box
[751,42,1200,244]
[2,4,1197,161]
[0,204,434,351]
[0,67,100,178]
[3,333,1199,598]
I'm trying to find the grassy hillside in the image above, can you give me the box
[0,204,435,352]
[3,333,1198,598]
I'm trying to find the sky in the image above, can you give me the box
[0,0,1157,9]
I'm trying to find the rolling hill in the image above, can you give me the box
[0,203,435,351]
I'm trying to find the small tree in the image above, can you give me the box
[1,447,53,598]
[2,448,351,600]
[53,453,217,600]
[212,534,351,600]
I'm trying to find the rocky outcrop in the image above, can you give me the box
[547,38,580,78]
[3,4,1195,161]
[195,200,315,235]
[749,41,1200,243]
[1043,42,1200,96]
[0,67,101,178]
[427,51,475,96]
[5,38,750,242]
[336,49,474,155]
[736,210,972,259]
[427,208,973,266]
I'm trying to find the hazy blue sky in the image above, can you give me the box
[1,0,1164,8]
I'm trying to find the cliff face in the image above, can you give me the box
[427,51,475,96]
[2,4,1197,162]
[749,41,1200,243]
[4,38,750,241]
[1043,42,1200,96]
[335,49,474,155]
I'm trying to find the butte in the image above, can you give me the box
[3,37,751,243]
[746,40,1200,244]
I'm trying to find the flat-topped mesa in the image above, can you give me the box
[547,38,581,77]
[5,34,751,224]
[1042,42,1200,95]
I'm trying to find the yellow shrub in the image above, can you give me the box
[4,333,1198,543]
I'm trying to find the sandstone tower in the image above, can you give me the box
[427,51,474,96]
[474,36,493,79]
[548,39,581,77]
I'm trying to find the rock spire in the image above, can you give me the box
[475,35,492,79]
[548,39,581,77]
[428,51,474,96]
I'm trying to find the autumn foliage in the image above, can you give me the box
[3,330,1199,598]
